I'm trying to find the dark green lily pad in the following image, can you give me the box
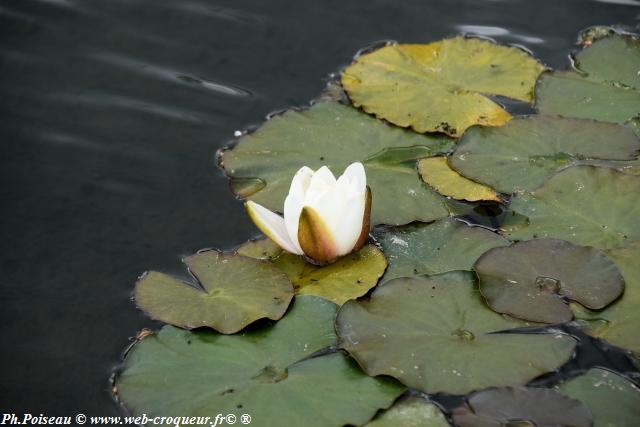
[376,218,509,284]
[116,296,404,427]
[449,115,640,193]
[219,101,454,226]
[536,31,640,124]
[476,238,624,324]
[503,166,640,250]
[134,250,294,334]
[336,271,576,394]
[238,239,387,305]
[452,387,592,427]
[556,368,640,426]
[364,396,449,427]
[571,242,640,353]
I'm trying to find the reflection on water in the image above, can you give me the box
[593,0,640,6]
[1,0,639,416]
[91,51,253,97]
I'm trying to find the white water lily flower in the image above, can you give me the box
[246,162,371,264]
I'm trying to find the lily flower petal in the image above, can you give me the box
[283,166,314,254]
[353,186,372,251]
[288,166,314,199]
[339,162,366,193]
[333,189,370,255]
[245,201,303,255]
[306,166,337,196]
[332,162,368,254]
[297,206,340,263]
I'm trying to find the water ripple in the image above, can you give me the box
[457,24,545,44]
[48,91,213,125]
[592,0,640,5]
[165,1,265,25]
[89,51,253,98]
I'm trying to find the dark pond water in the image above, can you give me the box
[1,0,639,417]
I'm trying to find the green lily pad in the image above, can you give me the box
[342,37,544,137]
[238,239,387,305]
[556,368,640,426]
[418,156,503,202]
[134,250,294,334]
[449,115,640,193]
[116,296,404,427]
[220,101,454,226]
[364,396,449,427]
[572,242,640,353]
[336,271,577,394]
[476,238,624,324]
[452,387,593,427]
[503,166,640,250]
[536,32,640,123]
[236,238,283,260]
[376,218,509,284]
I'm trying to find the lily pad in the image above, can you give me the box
[418,156,503,202]
[220,101,454,226]
[503,166,640,250]
[556,368,640,426]
[341,37,544,137]
[134,250,294,334]
[572,242,640,353]
[449,115,640,193]
[336,271,577,394]
[236,237,284,260]
[116,296,404,427]
[536,32,640,123]
[365,396,449,427]
[376,218,509,284]
[452,387,592,427]
[476,238,624,324]
[238,239,387,305]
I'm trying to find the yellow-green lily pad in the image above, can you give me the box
[503,166,640,250]
[342,37,544,137]
[418,156,503,202]
[376,218,509,284]
[134,250,294,334]
[116,296,404,427]
[449,115,640,193]
[572,242,640,353]
[556,368,640,426]
[452,387,592,427]
[536,31,640,123]
[336,271,577,394]
[238,239,387,305]
[476,238,624,324]
[220,101,454,226]
[364,397,449,427]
